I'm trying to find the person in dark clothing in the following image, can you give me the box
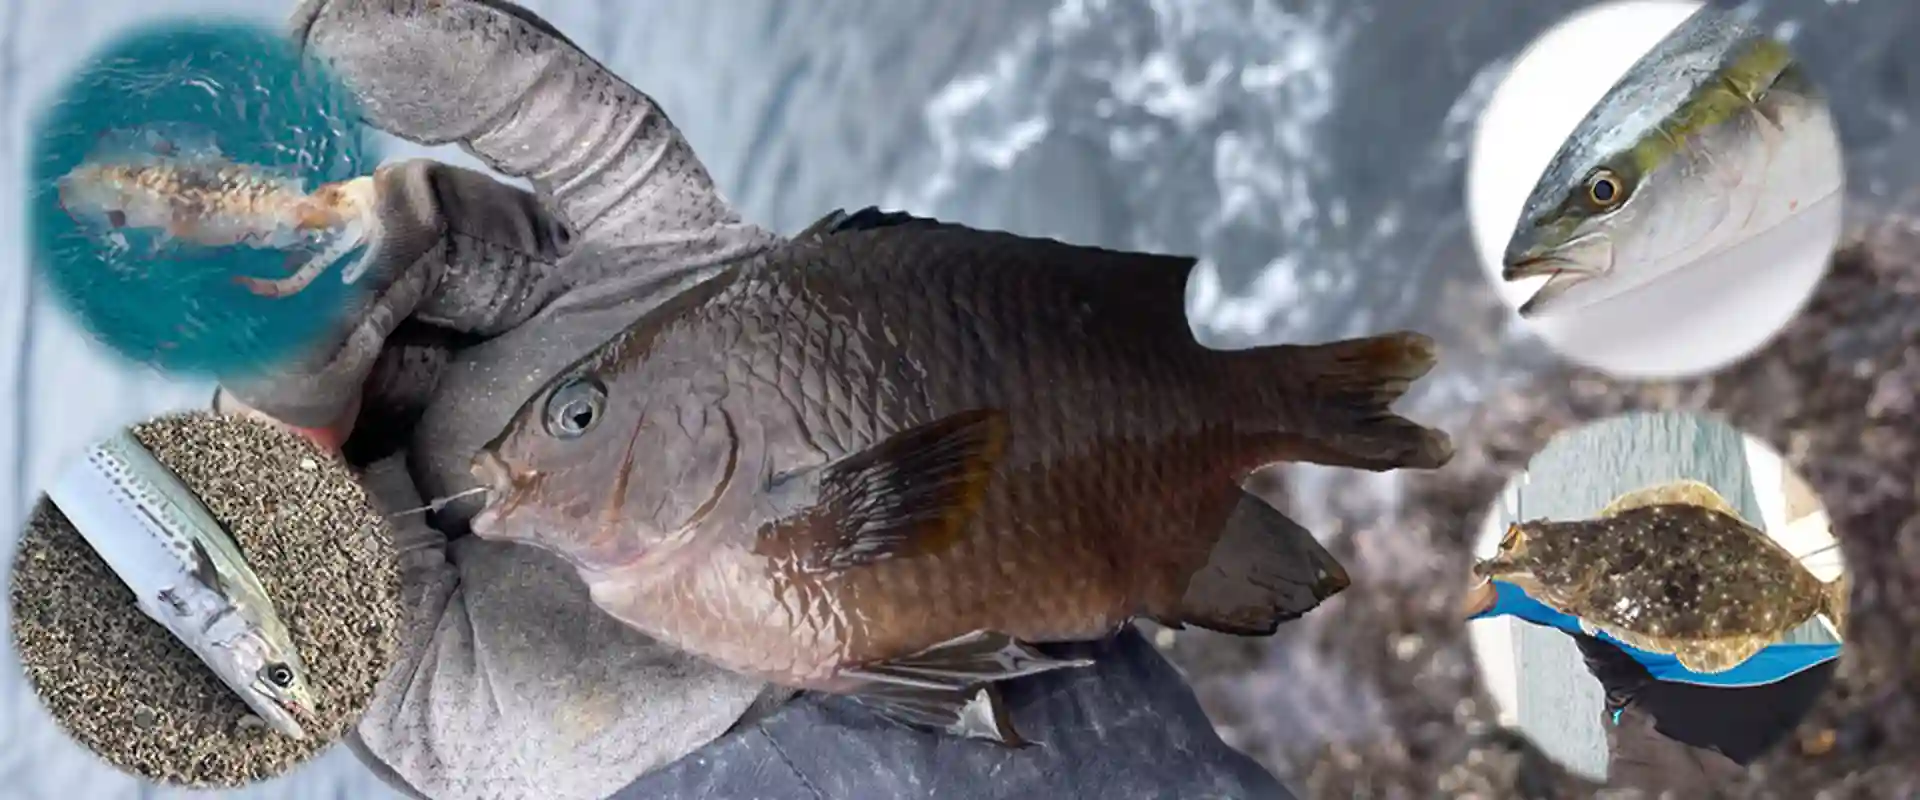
[1464,577,1840,794]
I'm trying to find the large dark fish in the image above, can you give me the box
[469,209,1453,743]
[1474,479,1847,673]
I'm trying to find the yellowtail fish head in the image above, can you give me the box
[1502,10,1827,318]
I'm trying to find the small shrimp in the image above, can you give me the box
[55,148,380,299]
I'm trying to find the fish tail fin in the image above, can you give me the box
[1822,575,1849,633]
[1173,489,1351,636]
[1269,331,1453,471]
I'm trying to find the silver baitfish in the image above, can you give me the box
[45,429,317,738]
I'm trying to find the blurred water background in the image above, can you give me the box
[1,0,1915,797]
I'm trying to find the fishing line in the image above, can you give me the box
[386,486,489,518]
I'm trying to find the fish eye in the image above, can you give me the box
[264,663,294,688]
[1584,169,1624,208]
[544,376,608,439]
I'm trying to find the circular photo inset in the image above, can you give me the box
[7,411,402,788]
[27,18,379,378]
[1464,410,1844,792]
[1466,1,1844,378]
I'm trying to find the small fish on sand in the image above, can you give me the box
[467,208,1450,744]
[45,429,318,738]
[1502,7,1843,317]
[55,125,381,299]
[1474,479,1846,674]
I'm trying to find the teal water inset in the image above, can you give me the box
[28,18,379,378]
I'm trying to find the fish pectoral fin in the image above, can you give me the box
[847,680,1027,746]
[1599,479,1742,520]
[187,539,228,595]
[840,630,1095,746]
[759,410,1008,573]
[1175,488,1352,635]
[841,630,1095,689]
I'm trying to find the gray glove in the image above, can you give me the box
[219,157,573,429]
[216,2,785,799]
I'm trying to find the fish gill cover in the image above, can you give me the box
[26,17,379,378]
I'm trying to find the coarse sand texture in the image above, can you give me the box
[8,411,402,788]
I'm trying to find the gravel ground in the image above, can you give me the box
[7,411,402,788]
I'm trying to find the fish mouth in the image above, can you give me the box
[1516,269,1593,319]
[468,451,514,539]
[245,693,309,740]
[1504,254,1580,282]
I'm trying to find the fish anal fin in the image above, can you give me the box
[757,410,1008,573]
[839,630,1093,746]
[1589,621,1676,658]
[1590,619,1769,675]
[1672,637,1767,674]
[1175,488,1351,635]
[1600,479,1741,519]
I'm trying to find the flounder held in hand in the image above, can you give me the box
[470,209,1452,744]
[1474,479,1846,673]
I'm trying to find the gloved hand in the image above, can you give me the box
[220,2,1294,799]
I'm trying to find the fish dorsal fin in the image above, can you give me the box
[796,206,955,240]
[756,410,1008,573]
[187,539,227,595]
[1600,479,1742,520]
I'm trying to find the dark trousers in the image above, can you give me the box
[1596,658,1838,795]
[1604,702,1746,795]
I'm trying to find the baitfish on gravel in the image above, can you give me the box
[1501,5,1843,317]
[468,208,1452,744]
[1474,479,1847,674]
[44,428,318,739]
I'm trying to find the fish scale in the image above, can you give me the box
[474,210,1446,740]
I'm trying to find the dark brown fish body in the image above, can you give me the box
[472,210,1450,735]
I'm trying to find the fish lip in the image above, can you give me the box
[467,451,513,538]
[1516,269,1592,319]
[1502,253,1573,281]
[242,689,309,739]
